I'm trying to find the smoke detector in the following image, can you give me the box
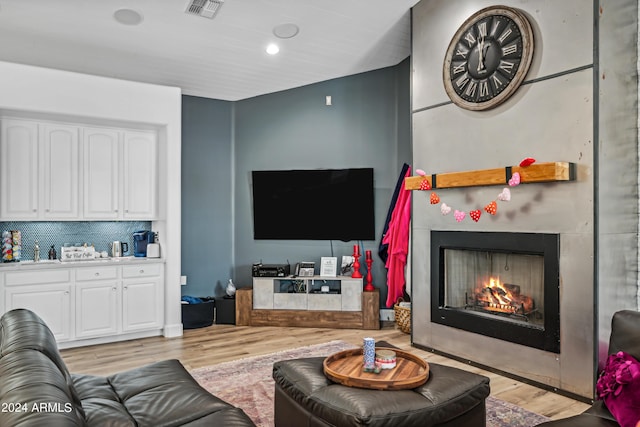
[185,0,224,19]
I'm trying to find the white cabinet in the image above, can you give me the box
[123,131,157,219]
[41,123,79,219]
[1,120,80,220]
[75,266,119,339]
[0,119,39,219]
[253,276,362,311]
[4,268,73,341]
[1,262,164,346]
[83,127,120,219]
[83,127,158,220]
[0,117,158,221]
[122,264,164,332]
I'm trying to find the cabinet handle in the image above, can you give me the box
[112,287,117,291]
[139,269,144,274]
[124,286,128,290]
[95,272,100,276]
[64,291,69,295]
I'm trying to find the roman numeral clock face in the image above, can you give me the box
[443,6,534,111]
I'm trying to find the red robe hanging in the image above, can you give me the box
[382,167,412,307]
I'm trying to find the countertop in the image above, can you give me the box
[0,257,165,271]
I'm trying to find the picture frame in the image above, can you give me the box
[341,255,354,275]
[320,257,337,277]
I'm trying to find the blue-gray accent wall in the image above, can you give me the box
[181,58,411,307]
[181,96,234,297]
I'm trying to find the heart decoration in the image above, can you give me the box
[441,203,452,215]
[484,201,497,215]
[508,172,521,187]
[519,157,536,167]
[416,169,426,176]
[454,210,465,222]
[430,192,440,204]
[469,209,482,222]
[497,188,511,201]
[419,179,431,191]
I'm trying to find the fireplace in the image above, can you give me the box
[431,231,560,353]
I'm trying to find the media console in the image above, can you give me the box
[236,276,379,330]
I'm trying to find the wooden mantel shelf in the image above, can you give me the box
[404,162,576,190]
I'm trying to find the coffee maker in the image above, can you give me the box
[133,231,155,257]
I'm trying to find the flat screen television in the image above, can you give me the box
[251,168,375,241]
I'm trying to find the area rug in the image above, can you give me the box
[190,340,551,427]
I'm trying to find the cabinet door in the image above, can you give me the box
[41,123,79,219]
[76,281,120,339]
[123,130,157,219]
[5,284,72,341]
[83,127,120,219]
[122,278,163,332]
[0,119,39,219]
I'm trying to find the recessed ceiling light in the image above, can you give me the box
[273,23,299,39]
[266,44,280,55]
[114,9,144,26]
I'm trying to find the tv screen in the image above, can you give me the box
[251,168,375,241]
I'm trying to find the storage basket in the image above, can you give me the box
[394,298,411,334]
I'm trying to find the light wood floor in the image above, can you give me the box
[60,323,591,421]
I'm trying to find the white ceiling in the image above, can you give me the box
[0,0,419,101]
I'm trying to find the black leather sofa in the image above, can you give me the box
[0,308,256,426]
[536,310,640,427]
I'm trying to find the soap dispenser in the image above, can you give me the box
[48,245,57,260]
[33,240,40,262]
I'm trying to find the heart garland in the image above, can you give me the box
[415,158,534,224]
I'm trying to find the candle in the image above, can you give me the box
[353,244,360,256]
[365,250,372,260]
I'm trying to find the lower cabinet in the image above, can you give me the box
[3,262,164,345]
[5,283,73,341]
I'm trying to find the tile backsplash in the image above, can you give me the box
[0,221,152,260]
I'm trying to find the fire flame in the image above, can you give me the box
[477,276,518,313]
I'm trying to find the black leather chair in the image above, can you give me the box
[536,310,640,427]
[0,308,256,426]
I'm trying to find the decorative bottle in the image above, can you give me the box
[48,245,57,260]
[34,240,40,262]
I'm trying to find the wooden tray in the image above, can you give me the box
[323,347,429,390]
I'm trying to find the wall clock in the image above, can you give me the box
[443,6,534,111]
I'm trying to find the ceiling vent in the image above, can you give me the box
[185,0,224,19]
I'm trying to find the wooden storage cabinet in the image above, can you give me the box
[239,276,379,330]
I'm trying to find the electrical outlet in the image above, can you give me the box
[180,275,187,286]
[379,309,395,321]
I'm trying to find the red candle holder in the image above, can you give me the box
[351,245,362,278]
[364,250,374,291]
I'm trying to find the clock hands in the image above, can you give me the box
[476,36,490,73]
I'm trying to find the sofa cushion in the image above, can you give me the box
[108,359,253,427]
[73,374,136,426]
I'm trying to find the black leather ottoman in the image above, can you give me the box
[273,357,490,427]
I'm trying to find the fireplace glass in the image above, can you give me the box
[431,231,560,353]
[443,249,544,329]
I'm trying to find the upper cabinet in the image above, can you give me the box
[1,119,39,219]
[83,127,120,219]
[1,118,158,221]
[123,131,157,219]
[41,123,80,219]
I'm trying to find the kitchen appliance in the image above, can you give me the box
[146,242,160,258]
[111,241,129,258]
[133,230,155,257]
